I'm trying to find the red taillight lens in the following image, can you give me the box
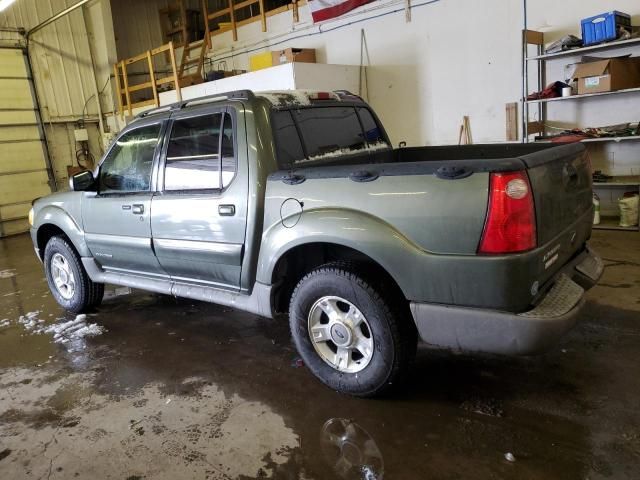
[478,171,537,254]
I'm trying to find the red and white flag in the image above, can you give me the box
[308,0,375,22]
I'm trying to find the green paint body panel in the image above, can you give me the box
[29,91,601,353]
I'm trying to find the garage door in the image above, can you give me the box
[0,48,54,237]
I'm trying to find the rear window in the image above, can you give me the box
[272,106,388,168]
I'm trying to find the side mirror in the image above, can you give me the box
[70,170,95,191]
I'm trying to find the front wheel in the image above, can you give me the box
[44,235,104,313]
[289,262,416,397]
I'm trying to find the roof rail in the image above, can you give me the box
[177,89,255,109]
[136,105,172,119]
[135,90,255,119]
[333,90,365,102]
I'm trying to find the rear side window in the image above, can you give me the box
[164,113,235,191]
[272,106,388,168]
[358,108,384,143]
[271,110,304,167]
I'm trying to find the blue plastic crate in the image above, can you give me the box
[581,11,631,45]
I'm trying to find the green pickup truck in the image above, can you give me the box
[29,90,602,396]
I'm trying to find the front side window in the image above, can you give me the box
[99,124,160,193]
[164,113,236,191]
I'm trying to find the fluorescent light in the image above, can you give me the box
[0,0,17,12]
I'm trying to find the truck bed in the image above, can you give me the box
[265,141,593,313]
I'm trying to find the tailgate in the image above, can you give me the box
[522,142,593,247]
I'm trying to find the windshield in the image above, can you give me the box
[272,106,389,168]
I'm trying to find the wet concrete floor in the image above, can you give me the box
[0,231,639,479]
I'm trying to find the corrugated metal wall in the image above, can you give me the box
[111,0,201,59]
[0,1,108,191]
[0,0,100,121]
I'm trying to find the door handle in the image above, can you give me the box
[132,204,144,214]
[121,205,132,210]
[218,204,235,216]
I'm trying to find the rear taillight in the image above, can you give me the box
[478,171,537,254]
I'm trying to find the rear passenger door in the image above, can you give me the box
[150,106,248,290]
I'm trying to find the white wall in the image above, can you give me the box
[175,0,636,176]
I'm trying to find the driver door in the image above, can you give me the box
[82,121,167,278]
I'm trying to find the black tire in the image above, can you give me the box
[289,262,416,397]
[44,235,104,313]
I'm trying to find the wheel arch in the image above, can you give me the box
[34,207,89,260]
[269,241,408,315]
[258,208,428,314]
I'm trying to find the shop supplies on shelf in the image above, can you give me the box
[527,81,571,100]
[619,194,639,228]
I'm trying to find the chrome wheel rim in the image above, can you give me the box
[50,253,76,300]
[308,296,374,373]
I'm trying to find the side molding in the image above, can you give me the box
[82,258,274,318]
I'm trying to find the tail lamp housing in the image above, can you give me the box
[478,171,537,254]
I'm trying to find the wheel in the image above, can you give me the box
[289,262,416,397]
[44,235,104,313]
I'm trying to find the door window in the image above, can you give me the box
[98,124,160,194]
[164,113,236,191]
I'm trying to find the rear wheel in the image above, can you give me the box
[289,262,416,397]
[44,235,104,313]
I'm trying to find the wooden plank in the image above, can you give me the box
[228,0,237,41]
[113,63,123,116]
[524,29,544,46]
[130,99,157,109]
[120,60,132,116]
[128,81,153,92]
[234,0,258,9]
[527,121,545,135]
[258,0,266,31]
[147,51,159,107]
[180,0,188,46]
[168,41,182,101]
[197,39,208,78]
[150,44,171,55]
[124,51,149,64]
[202,0,211,48]
[505,102,518,141]
[208,8,231,20]
[156,76,177,85]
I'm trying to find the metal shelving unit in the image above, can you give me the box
[521,28,640,231]
[593,177,640,231]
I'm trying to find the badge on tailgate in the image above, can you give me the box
[543,244,561,270]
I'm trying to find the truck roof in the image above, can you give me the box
[135,89,365,120]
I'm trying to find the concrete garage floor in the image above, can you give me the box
[0,231,639,480]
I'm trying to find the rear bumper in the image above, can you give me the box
[410,247,603,355]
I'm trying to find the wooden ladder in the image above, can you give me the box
[178,38,208,87]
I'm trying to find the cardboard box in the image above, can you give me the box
[573,57,640,95]
[271,48,316,66]
[249,51,273,72]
